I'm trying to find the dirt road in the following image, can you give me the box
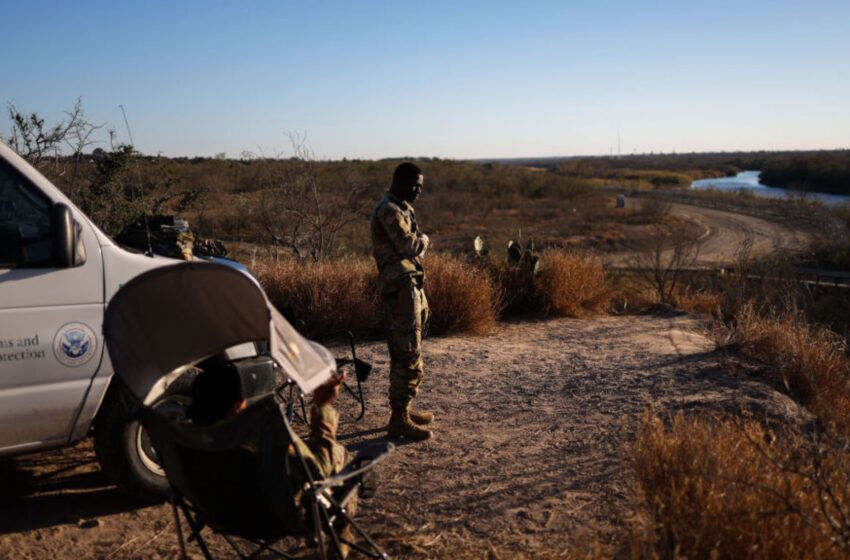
[0,314,806,559]
[669,203,813,265]
[607,200,814,267]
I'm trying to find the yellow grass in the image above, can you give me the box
[675,287,723,316]
[537,251,611,318]
[254,258,381,338]
[253,254,499,338]
[631,412,850,559]
[423,254,499,335]
[727,304,850,431]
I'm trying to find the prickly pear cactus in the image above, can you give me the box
[473,235,489,258]
[507,240,523,265]
[506,236,541,276]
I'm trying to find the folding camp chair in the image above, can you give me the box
[104,262,392,559]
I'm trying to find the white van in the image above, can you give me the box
[0,141,242,500]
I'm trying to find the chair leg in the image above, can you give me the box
[179,503,214,560]
[327,496,388,559]
[318,504,347,559]
[243,539,298,560]
[221,533,248,559]
[341,515,389,559]
[311,498,328,560]
[170,498,188,560]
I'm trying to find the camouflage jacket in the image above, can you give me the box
[370,191,429,295]
[289,403,346,483]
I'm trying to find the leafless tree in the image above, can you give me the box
[3,98,103,186]
[633,226,702,304]
[256,133,369,261]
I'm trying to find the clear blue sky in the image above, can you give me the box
[2,1,848,159]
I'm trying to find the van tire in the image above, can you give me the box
[93,373,195,502]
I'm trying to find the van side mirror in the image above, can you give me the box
[52,203,85,267]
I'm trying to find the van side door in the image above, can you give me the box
[0,156,104,454]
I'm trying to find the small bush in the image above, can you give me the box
[536,251,610,317]
[627,197,672,224]
[491,262,540,315]
[725,304,850,431]
[424,254,499,335]
[495,250,610,318]
[675,287,723,316]
[254,258,381,339]
[631,412,850,559]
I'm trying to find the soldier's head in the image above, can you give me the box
[390,162,424,203]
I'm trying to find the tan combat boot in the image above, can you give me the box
[387,405,433,440]
[408,409,434,425]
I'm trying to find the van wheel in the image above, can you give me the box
[94,373,195,502]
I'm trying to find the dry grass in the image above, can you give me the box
[254,250,605,339]
[253,254,499,339]
[674,287,723,316]
[254,258,381,339]
[724,304,850,431]
[423,254,500,335]
[536,251,611,318]
[631,412,850,559]
[494,250,611,318]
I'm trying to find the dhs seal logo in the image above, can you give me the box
[53,322,97,367]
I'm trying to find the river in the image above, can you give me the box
[691,171,850,206]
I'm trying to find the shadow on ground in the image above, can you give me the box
[0,442,143,534]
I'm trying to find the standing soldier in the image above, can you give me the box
[370,162,433,441]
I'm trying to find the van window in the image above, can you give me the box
[0,158,53,268]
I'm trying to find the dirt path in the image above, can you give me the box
[606,200,814,267]
[0,314,806,559]
[668,203,812,265]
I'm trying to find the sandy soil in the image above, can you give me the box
[0,314,808,559]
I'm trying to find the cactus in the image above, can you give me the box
[507,240,523,264]
[473,235,489,258]
[507,235,540,276]
[473,234,541,276]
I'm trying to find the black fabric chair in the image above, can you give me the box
[141,386,391,559]
[102,264,392,559]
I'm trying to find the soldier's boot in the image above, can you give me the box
[408,409,434,425]
[387,405,433,440]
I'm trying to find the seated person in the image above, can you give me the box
[187,366,348,478]
[187,366,356,556]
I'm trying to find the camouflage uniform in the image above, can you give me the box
[370,191,431,409]
[289,403,356,514]
[294,404,346,478]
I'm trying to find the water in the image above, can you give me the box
[691,171,850,206]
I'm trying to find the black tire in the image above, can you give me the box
[93,371,196,502]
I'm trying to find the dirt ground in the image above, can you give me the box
[0,313,807,559]
[605,201,814,268]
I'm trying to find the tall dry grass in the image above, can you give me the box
[423,254,499,335]
[254,250,607,339]
[631,412,850,559]
[537,251,611,317]
[254,258,381,338]
[725,304,850,431]
[496,250,611,318]
[253,254,499,339]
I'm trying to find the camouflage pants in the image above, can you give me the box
[382,283,430,408]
